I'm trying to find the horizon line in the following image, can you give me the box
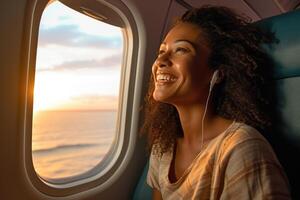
[35,109,118,112]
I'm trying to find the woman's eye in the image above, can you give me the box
[175,47,189,53]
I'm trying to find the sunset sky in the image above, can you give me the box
[33,1,123,111]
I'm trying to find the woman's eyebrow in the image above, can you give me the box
[174,39,197,49]
[176,39,211,52]
[160,39,200,51]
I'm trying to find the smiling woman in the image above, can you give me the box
[32,0,123,180]
[144,6,291,200]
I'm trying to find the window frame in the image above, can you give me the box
[21,0,140,196]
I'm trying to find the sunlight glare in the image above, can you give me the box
[33,72,74,112]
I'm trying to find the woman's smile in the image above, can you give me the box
[155,71,178,85]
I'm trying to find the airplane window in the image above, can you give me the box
[32,1,123,180]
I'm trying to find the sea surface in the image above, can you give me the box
[32,110,116,179]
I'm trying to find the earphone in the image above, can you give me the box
[209,70,219,92]
[201,70,219,149]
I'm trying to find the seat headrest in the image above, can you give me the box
[256,9,300,79]
[255,10,300,199]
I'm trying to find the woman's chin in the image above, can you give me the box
[153,95,179,106]
[153,92,172,103]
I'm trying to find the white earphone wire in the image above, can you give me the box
[200,70,218,149]
[200,85,212,149]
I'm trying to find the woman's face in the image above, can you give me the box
[152,22,213,105]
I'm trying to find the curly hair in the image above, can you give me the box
[142,5,278,156]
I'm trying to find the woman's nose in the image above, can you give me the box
[155,53,171,68]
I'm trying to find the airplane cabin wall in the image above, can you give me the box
[0,0,187,199]
[0,0,32,199]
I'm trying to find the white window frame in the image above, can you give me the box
[20,0,141,196]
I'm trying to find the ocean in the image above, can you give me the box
[32,110,116,179]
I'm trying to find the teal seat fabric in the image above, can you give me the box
[132,162,152,200]
[258,10,300,79]
[133,9,300,200]
[256,9,300,199]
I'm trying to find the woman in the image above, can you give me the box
[143,5,291,200]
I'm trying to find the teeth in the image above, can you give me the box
[156,74,177,82]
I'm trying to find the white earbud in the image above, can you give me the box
[209,70,219,91]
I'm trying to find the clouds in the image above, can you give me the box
[37,21,123,72]
[37,53,122,72]
[71,95,118,103]
[66,95,118,110]
[36,1,123,72]
[34,1,123,111]
[96,54,123,67]
[38,24,122,49]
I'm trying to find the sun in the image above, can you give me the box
[32,70,120,112]
[33,72,74,112]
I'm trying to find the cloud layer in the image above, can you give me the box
[37,53,122,72]
[39,24,122,49]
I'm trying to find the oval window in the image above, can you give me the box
[32,0,123,180]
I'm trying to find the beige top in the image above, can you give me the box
[147,122,291,200]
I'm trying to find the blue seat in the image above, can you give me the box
[133,9,300,199]
[132,162,152,200]
[257,9,300,199]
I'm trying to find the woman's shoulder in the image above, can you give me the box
[217,123,291,199]
[224,122,270,147]
[220,122,280,163]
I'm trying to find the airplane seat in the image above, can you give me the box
[132,9,300,199]
[132,162,151,200]
[256,9,300,199]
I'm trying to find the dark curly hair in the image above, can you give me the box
[142,5,278,156]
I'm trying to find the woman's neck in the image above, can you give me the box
[175,103,233,147]
[176,103,213,144]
